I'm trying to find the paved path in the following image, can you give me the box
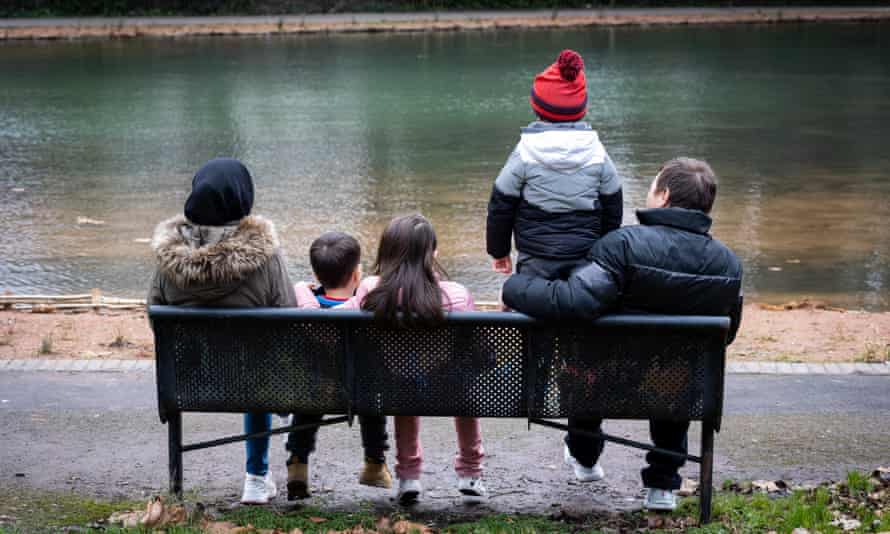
[1,371,888,518]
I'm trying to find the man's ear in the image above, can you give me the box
[657,187,671,208]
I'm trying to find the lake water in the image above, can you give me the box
[1,23,888,308]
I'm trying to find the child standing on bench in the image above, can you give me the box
[286,231,392,500]
[295,214,486,505]
[486,49,623,281]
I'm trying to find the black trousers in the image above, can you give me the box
[565,417,690,490]
[286,414,389,465]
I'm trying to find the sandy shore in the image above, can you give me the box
[2,7,890,40]
[1,304,887,363]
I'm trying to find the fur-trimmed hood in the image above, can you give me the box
[151,215,280,295]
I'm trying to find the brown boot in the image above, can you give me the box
[359,458,393,489]
[287,461,310,500]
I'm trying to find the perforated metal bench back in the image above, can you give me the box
[150,307,728,423]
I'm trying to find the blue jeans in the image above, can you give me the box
[245,413,271,476]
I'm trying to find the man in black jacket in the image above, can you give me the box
[502,157,742,511]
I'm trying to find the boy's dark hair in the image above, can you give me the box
[309,231,361,290]
[655,157,717,214]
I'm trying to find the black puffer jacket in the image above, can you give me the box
[502,208,743,343]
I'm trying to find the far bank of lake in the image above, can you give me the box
[2,7,890,40]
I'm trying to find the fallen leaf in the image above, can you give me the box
[308,517,327,524]
[76,216,106,226]
[108,496,187,529]
[108,511,141,528]
[785,259,802,264]
[874,467,890,485]
[203,521,240,534]
[751,479,788,493]
[830,517,862,531]
[791,529,810,534]
[647,516,665,529]
[678,478,699,497]
[375,517,393,532]
[392,520,432,534]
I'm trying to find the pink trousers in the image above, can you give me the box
[394,416,484,480]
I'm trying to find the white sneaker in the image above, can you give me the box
[241,473,278,505]
[563,445,604,482]
[396,479,422,505]
[457,477,487,503]
[644,488,678,511]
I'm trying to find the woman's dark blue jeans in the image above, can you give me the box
[244,412,271,476]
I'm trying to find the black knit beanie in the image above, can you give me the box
[184,158,254,226]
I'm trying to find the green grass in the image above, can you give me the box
[37,334,52,355]
[856,342,890,363]
[224,505,381,532]
[846,470,874,495]
[0,489,140,533]
[446,514,576,533]
[675,483,890,534]
[2,470,888,533]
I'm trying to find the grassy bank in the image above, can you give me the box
[1,471,888,533]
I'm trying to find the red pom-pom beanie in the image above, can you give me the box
[530,50,587,122]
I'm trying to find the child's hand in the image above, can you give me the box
[492,256,513,274]
[293,281,320,309]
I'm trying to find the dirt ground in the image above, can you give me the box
[3,8,890,41]
[1,304,887,363]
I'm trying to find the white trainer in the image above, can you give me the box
[396,478,422,505]
[563,445,605,482]
[644,488,678,511]
[457,477,487,503]
[241,473,278,505]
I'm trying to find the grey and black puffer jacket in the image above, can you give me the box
[502,208,744,343]
[486,121,623,261]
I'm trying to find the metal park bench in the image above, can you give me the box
[149,306,730,523]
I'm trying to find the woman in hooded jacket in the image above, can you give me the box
[148,158,296,505]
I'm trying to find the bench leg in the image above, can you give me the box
[168,411,183,498]
[699,420,715,524]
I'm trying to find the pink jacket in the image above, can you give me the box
[294,276,475,312]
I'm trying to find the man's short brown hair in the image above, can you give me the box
[655,158,717,214]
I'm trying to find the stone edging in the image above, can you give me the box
[0,359,887,375]
[3,8,890,41]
